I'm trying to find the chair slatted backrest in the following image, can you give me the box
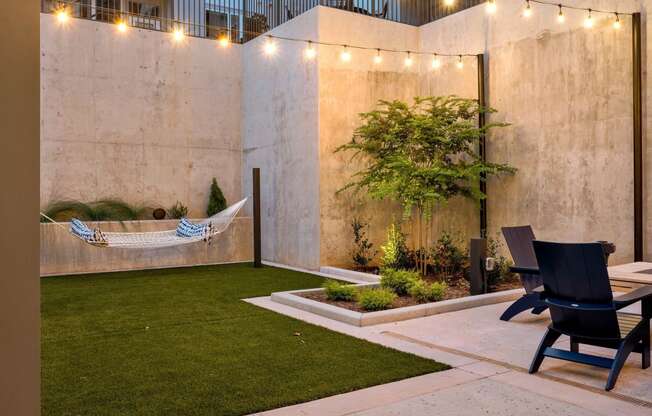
[502,226,541,293]
[533,241,620,340]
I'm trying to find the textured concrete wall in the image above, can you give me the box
[40,14,242,218]
[241,10,321,269]
[40,217,252,275]
[420,0,638,264]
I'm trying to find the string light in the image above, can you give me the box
[304,41,317,60]
[557,5,565,23]
[173,28,184,42]
[56,8,69,24]
[522,0,532,18]
[486,0,497,14]
[218,34,230,47]
[404,51,413,67]
[456,55,464,69]
[431,54,441,69]
[583,9,594,28]
[116,20,127,33]
[373,49,383,65]
[263,36,277,55]
[340,46,352,62]
[613,13,621,29]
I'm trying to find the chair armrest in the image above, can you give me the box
[510,266,539,275]
[613,286,652,309]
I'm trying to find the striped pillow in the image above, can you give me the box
[70,218,95,241]
[176,218,208,238]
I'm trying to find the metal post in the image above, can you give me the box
[477,53,487,238]
[253,168,262,268]
[469,238,487,295]
[633,13,643,261]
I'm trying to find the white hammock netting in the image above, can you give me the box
[42,198,247,250]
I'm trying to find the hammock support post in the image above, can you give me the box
[253,168,262,268]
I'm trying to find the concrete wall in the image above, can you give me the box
[242,10,321,269]
[40,217,252,275]
[41,14,242,218]
[420,0,638,264]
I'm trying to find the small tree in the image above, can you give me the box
[336,96,515,275]
[207,178,227,216]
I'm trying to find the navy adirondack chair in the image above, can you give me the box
[529,241,652,391]
[499,226,547,321]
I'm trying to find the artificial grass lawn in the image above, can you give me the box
[42,263,448,415]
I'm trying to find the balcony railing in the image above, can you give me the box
[42,0,484,43]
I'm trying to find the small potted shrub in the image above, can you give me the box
[357,288,396,311]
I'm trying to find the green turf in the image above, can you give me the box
[42,263,449,415]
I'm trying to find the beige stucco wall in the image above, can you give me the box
[40,14,243,218]
[40,217,252,276]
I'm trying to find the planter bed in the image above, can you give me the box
[271,284,525,327]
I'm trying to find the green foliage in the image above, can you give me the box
[351,217,377,268]
[42,199,149,222]
[380,268,421,296]
[336,96,515,218]
[408,280,447,303]
[486,235,516,288]
[430,232,468,280]
[207,178,227,216]
[380,222,411,270]
[168,201,189,219]
[323,280,358,301]
[357,288,397,311]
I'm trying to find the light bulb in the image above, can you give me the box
[444,0,455,6]
[304,42,317,60]
[456,56,464,69]
[613,14,621,29]
[557,6,565,23]
[116,21,128,33]
[404,52,413,68]
[584,10,593,29]
[264,37,277,55]
[486,0,496,14]
[173,29,184,42]
[218,35,230,48]
[340,47,351,62]
[431,55,441,69]
[56,9,69,24]
[522,1,532,18]
[373,50,383,65]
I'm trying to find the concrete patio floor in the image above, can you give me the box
[246,297,652,415]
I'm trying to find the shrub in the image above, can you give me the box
[408,280,447,303]
[207,178,227,216]
[380,222,411,270]
[42,199,149,222]
[486,236,516,288]
[380,268,421,296]
[323,280,357,302]
[357,288,396,311]
[351,217,376,268]
[431,231,468,280]
[168,201,188,219]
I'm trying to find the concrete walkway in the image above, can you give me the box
[245,297,652,416]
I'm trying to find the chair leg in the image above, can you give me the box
[606,339,636,391]
[570,337,579,353]
[642,320,650,369]
[531,305,548,315]
[500,294,544,321]
[529,327,561,374]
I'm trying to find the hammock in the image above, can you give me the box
[40,198,247,249]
